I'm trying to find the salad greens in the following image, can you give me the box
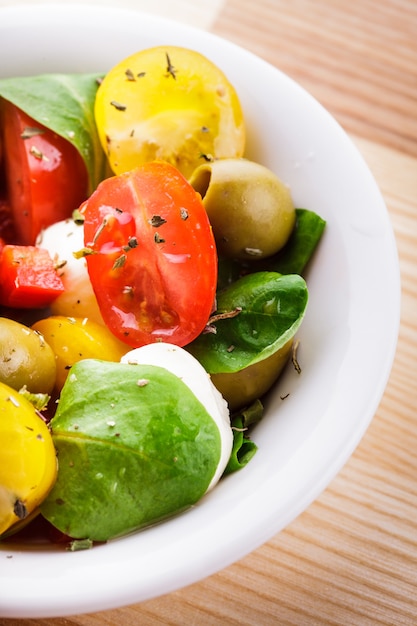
[224,400,264,474]
[264,208,326,276]
[0,65,327,545]
[187,272,308,374]
[41,359,222,541]
[225,415,258,474]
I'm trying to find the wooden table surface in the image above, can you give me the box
[1,0,416,624]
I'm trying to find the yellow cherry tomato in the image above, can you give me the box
[0,382,57,536]
[95,46,245,179]
[32,316,129,394]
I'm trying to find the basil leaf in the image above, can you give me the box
[223,401,264,474]
[188,271,308,373]
[0,73,107,190]
[224,416,258,475]
[263,208,326,276]
[234,398,265,429]
[41,359,222,541]
[217,256,245,292]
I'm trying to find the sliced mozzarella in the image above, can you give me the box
[121,342,233,491]
[37,219,103,324]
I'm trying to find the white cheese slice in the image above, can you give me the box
[37,219,103,324]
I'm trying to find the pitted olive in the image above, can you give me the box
[210,339,293,412]
[189,158,296,260]
[0,318,56,394]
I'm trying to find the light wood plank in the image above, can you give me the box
[213,0,417,158]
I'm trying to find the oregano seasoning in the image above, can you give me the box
[110,100,127,111]
[154,232,165,244]
[199,153,214,162]
[21,126,45,139]
[92,218,108,244]
[149,215,167,227]
[125,68,135,81]
[122,236,138,251]
[112,254,127,270]
[72,208,85,224]
[165,52,177,79]
[29,145,45,160]
[13,499,28,520]
[207,307,242,326]
[73,246,95,259]
[292,339,302,374]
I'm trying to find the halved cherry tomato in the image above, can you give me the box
[32,315,129,394]
[0,99,89,245]
[82,161,217,347]
[0,381,57,537]
[95,46,245,179]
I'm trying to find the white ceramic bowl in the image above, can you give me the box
[0,3,400,618]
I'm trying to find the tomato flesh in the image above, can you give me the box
[82,161,217,347]
[95,46,245,180]
[0,244,65,309]
[0,100,89,245]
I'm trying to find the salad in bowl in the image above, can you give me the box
[0,42,324,545]
[0,4,399,619]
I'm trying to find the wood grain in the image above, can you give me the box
[1,1,417,624]
[214,0,417,158]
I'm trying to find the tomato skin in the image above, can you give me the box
[0,99,89,245]
[95,46,245,179]
[0,244,64,309]
[82,161,217,347]
[0,196,16,243]
[32,315,129,394]
[0,381,57,537]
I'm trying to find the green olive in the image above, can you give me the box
[0,318,56,394]
[210,340,293,412]
[189,158,296,260]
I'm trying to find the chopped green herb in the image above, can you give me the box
[110,100,127,111]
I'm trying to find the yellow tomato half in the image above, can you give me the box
[0,382,57,536]
[95,46,245,179]
[32,316,129,394]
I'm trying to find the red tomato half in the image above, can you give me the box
[82,161,217,347]
[0,99,89,245]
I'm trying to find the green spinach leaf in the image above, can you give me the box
[263,208,326,275]
[223,400,264,474]
[224,415,258,474]
[41,359,222,541]
[187,271,308,374]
